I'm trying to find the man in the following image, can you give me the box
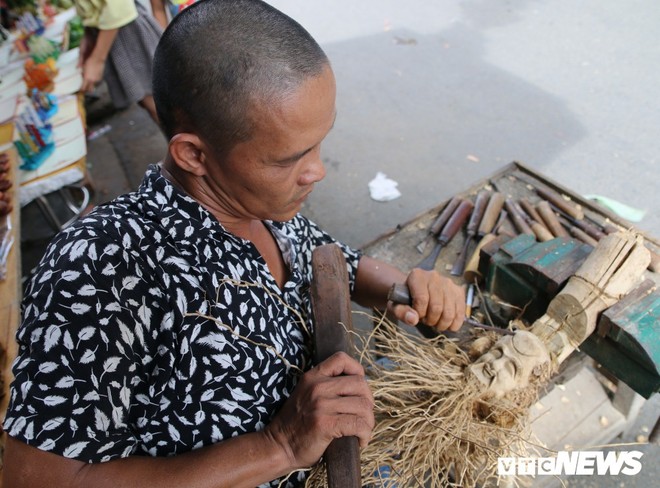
[3,1,464,486]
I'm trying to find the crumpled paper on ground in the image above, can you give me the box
[368,172,401,202]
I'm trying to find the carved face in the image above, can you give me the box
[469,331,549,397]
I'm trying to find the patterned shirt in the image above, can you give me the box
[4,165,361,487]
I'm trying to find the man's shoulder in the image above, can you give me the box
[46,192,165,258]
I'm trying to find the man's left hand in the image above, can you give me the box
[388,268,465,332]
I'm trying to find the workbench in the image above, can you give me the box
[362,162,659,482]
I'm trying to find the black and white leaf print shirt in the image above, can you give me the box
[4,165,361,487]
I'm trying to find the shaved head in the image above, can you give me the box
[153,0,329,156]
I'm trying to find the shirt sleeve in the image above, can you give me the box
[76,0,138,29]
[3,223,166,462]
[98,0,138,30]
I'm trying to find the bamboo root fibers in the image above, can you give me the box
[305,316,547,488]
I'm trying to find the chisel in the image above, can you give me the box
[415,196,462,253]
[454,192,506,279]
[387,283,514,335]
[504,198,535,236]
[451,191,491,276]
[416,199,474,271]
[536,200,569,238]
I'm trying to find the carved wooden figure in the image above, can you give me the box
[470,232,651,398]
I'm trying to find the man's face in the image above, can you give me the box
[203,65,336,223]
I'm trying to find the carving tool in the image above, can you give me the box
[504,198,534,236]
[416,199,474,271]
[387,283,514,335]
[514,170,585,220]
[451,191,490,276]
[415,196,461,253]
[536,200,569,238]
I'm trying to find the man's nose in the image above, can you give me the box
[299,153,326,185]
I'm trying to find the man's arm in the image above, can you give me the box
[3,352,374,488]
[352,255,465,332]
[4,430,288,488]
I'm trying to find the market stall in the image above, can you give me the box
[0,3,85,469]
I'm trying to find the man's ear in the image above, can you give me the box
[168,133,208,176]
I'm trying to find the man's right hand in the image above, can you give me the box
[264,352,375,469]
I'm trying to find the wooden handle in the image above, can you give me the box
[536,200,569,237]
[464,233,497,283]
[438,199,474,244]
[466,190,490,235]
[477,192,505,236]
[515,200,553,241]
[504,198,534,236]
[536,186,584,220]
[311,244,361,488]
[530,221,554,242]
[519,198,543,225]
[559,210,607,241]
[429,196,462,235]
[568,226,599,247]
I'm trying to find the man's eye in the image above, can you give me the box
[275,157,300,167]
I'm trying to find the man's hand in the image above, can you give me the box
[264,352,374,469]
[389,268,465,332]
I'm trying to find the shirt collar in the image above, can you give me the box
[139,164,300,262]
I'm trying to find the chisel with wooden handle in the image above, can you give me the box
[535,186,584,220]
[387,283,513,335]
[463,232,497,284]
[514,171,584,220]
[458,193,506,281]
[451,191,490,276]
[518,198,544,225]
[516,201,554,242]
[416,199,474,271]
[415,196,462,253]
[311,244,361,488]
[477,192,506,238]
[504,198,535,236]
[536,200,569,238]
[551,204,606,241]
[557,215,599,247]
